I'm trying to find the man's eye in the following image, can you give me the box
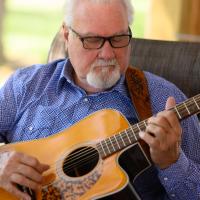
[112,36,123,42]
[84,37,102,43]
[112,36,127,42]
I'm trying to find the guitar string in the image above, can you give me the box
[172,98,200,117]
[44,130,138,178]
[43,96,200,175]
[44,131,134,176]
[42,100,200,188]
[59,152,99,174]
[43,96,200,177]
[42,101,200,188]
[173,96,200,111]
[58,131,135,173]
[43,149,98,178]
[176,96,200,111]
[42,152,101,188]
[43,123,140,174]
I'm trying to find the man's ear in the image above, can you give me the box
[62,22,69,41]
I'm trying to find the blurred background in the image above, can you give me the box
[0,0,200,86]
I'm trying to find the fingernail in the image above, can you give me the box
[139,131,145,138]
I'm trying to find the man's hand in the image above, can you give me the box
[0,151,49,200]
[139,96,182,169]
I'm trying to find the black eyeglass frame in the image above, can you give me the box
[68,26,132,49]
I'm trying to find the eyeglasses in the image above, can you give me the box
[68,27,132,49]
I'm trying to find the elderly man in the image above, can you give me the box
[0,0,200,199]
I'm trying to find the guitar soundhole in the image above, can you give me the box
[63,146,99,177]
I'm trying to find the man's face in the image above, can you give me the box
[64,1,132,92]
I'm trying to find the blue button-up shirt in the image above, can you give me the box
[0,59,200,199]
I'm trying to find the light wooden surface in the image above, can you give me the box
[145,0,200,41]
[145,0,182,40]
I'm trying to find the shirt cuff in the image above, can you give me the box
[157,150,189,189]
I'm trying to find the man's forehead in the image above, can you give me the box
[72,1,128,33]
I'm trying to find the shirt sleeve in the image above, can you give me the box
[0,73,19,142]
[145,71,200,199]
[158,115,200,200]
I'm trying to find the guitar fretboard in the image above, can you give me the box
[96,94,200,158]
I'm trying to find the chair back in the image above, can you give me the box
[48,28,200,98]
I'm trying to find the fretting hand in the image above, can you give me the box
[139,97,182,169]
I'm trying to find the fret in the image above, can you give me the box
[174,106,182,119]
[175,95,200,119]
[194,97,200,110]
[125,129,132,144]
[138,121,146,131]
[99,141,107,157]
[119,133,126,147]
[110,135,120,151]
[136,123,142,131]
[186,99,198,114]
[183,102,190,115]
[126,128,136,143]
[122,131,131,146]
[97,94,200,159]
[144,120,148,127]
[96,142,106,158]
[108,137,115,152]
[104,138,112,154]
[130,126,137,141]
[114,135,121,149]
[104,139,111,154]
[117,133,125,148]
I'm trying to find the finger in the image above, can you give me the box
[150,108,180,134]
[139,131,159,148]
[146,122,169,140]
[147,115,181,153]
[20,154,49,173]
[164,110,182,134]
[165,96,176,110]
[15,164,43,183]
[148,115,172,133]
[7,183,31,200]
[164,96,179,128]
[10,173,41,191]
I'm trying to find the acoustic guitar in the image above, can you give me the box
[0,94,199,200]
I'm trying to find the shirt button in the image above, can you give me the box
[83,98,88,102]
[171,194,175,197]
[163,177,168,181]
[29,126,33,131]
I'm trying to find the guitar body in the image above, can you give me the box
[0,109,151,200]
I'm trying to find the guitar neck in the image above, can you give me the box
[96,94,200,158]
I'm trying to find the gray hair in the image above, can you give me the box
[64,0,134,26]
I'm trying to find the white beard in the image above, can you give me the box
[86,59,121,89]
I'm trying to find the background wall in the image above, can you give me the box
[145,0,200,41]
[1,0,200,86]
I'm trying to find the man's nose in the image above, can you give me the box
[98,41,115,60]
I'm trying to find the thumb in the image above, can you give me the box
[165,96,176,110]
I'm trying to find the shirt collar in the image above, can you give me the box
[59,58,74,82]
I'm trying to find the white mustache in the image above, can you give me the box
[91,59,118,67]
